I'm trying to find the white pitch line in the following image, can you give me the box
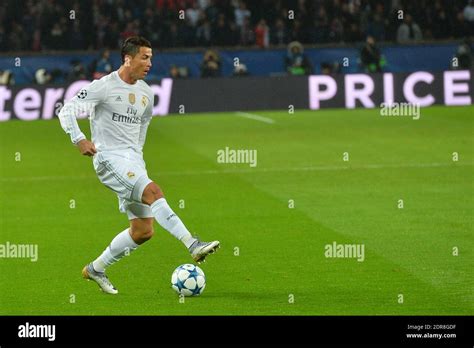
[0,162,472,182]
[235,111,275,124]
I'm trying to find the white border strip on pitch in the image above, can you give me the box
[235,111,275,124]
[1,162,472,182]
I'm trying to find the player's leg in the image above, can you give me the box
[92,217,154,271]
[141,181,220,263]
[82,226,137,294]
[141,182,195,246]
[129,217,154,244]
[82,214,154,295]
[82,153,157,293]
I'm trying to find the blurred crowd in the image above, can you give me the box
[0,0,473,52]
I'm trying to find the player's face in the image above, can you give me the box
[129,47,153,79]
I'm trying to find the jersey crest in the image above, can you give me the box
[141,96,148,107]
[128,93,136,105]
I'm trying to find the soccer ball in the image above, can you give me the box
[171,264,206,296]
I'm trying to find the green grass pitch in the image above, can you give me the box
[0,106,472,315]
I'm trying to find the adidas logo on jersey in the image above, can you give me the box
[115,96,122,102]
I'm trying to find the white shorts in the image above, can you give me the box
[93,150,154,220]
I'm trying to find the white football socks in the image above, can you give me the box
[91,199,196,273]
[92,228,138,273]
[150,198,196,248]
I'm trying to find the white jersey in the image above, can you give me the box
[58,71,154,154]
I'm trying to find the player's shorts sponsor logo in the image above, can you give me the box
[112,112,141,124]
[127,171,135,178]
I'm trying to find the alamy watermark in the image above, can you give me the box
[324,241,365,262]
[18,322,55,341]
[217,147,257,167]
[380,102,420,120]
[0,241,38,262]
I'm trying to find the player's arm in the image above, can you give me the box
[58,79,107,156]
[138,92,153,151]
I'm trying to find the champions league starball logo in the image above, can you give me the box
[77,89,88,99]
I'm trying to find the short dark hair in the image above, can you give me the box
[121,36,152,63]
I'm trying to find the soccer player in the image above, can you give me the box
[58,36,220,294]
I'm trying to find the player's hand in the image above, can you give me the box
[77,139,97,157]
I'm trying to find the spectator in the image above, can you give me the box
[186,2,202,27]
[34,68,52,85]
[198,0,210,10]
[240,17,254,45]
[68,21,86,50]
[48,22,67,50]
[360,36,385,73]
[213,14,232,46]
[345,22,363,42]
[142,7,161,47]
[103,22,121,50]
[67,59,87,82]
[228,22,240,46]
[163,22,183,48]
[254,19,269,48]
[0,69,14,85]
[196,19,212,46]
[234,1,251,28]
[170,65,189,78]
[233,62,249,77]
[8,22,28,51]
[205,0,220,24]
[464,0,474,22]
[321,62,340,75]
[397,14,423,43]
[0,0,473,52]
[432,6,451,39]
[0,26,7,52]
[285,41,312,76]
[271,18,288,45]
[453,12,471,38]
[310,7,330,43]
[34,68,61,84]
[31,29,41,51]
[120,22,138,42]
[180,18,198,47]
[367,12,386,42]
[454,38,472,69]
[329,17,344,42]
[200,49,221,77]
[93,49,113,80]
[170,65,180,79]
[289,19,305,43]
